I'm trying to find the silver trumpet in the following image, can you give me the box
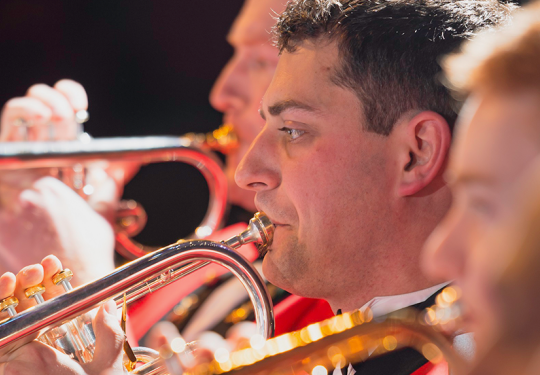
[0,123,238,259]
[0,212,275,374]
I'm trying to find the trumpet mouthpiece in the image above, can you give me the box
[223,212,274,256]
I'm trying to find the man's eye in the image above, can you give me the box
[278,127,305,141]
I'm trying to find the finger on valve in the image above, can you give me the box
[26,83,85,141]
[0,79,88,142]
[0,255,66,315]
[0,272,17,320]
[0,96,52,142]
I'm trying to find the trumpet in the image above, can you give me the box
[0,212,275,374]
[157,287,467,375]
[0,124,238,259]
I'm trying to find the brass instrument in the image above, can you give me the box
[0,124,238,259]
[154,286,467,375]
[0,212,274,374]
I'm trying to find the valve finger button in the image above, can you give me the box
[53,269,74,292]
[24,284,46,304]
[0,296,19,317]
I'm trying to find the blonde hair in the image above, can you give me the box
[444,1,540,95]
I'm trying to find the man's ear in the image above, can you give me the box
[397,111,451,197]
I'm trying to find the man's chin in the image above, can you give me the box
[261,251,291,292]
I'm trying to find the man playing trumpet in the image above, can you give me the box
[0,1,516,374]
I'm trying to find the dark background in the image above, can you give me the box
[0,0,529,247]
[0,0,244,246]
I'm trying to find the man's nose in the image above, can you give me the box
[235,129,280,193]
[209,56,246,113]
[422,209,468,283]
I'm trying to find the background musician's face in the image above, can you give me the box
[235,40,406,309]
[423,91,540,352]
[210,0,287,212]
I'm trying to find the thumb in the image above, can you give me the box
[82,300,125,375]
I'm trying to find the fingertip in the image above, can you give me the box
[0,272,17,298]
[54,79,88,111]
[26,83,50,97]
[103,299,117,316]
[41,255,63,278]
[17,264,44,287]
[18,188,41,209]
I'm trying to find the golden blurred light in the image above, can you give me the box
[253,348,265,361]
[435,294,450,308]
[327,346,345,368]
[218,360,232,372]
[266,337,280,356]
[312,365,328,375]
[441,287,458,304]
[276,333,295,353]
[250,334,266,350]
[364,308,374,322]
[422,343,443,363]
[231,351,243,367]
[307,323,324,342]
[342,312,354,329]
[170,337,187,353]
[300,327,312,344]
[351,310,364,325]
[348,337,363,353]
[382,335,398,351]
[214,348,230,364]
[424,308,438,325]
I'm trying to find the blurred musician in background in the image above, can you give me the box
[0,0,333,345]
[422,2,540,373]
[0,80,118,285]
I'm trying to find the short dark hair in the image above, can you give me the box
[274,0,516,135]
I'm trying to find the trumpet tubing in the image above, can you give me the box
[0,213,275,374]
[0,125,238,259]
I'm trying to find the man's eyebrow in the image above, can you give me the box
[266,99,318,117]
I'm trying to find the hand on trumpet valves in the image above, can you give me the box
[0,79,88,142]
[0,257,126,375]
[0,177,115,286]
[0,302,125,375]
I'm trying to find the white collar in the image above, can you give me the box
[358,282,450,318]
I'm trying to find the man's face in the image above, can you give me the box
[210,0,287,212]
[235,40,404,308]
[423,90,540,352]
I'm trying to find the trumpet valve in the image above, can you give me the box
[24,284,46,304]
[53,269,74,292]
[0,296,19,317]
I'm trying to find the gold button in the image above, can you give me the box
[52,269,74,285]
[24,285,45,298]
